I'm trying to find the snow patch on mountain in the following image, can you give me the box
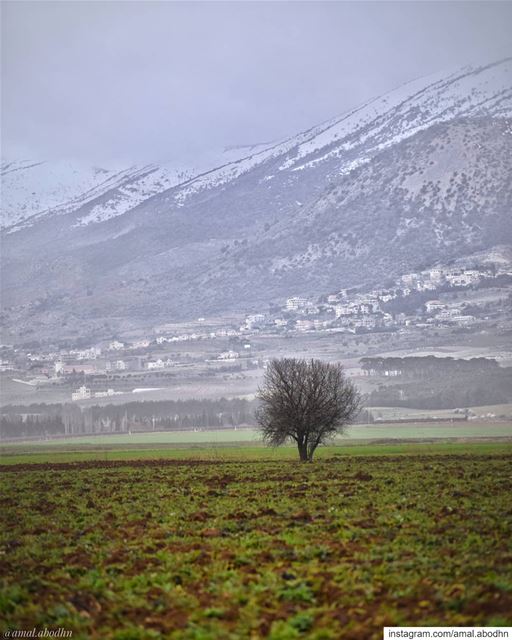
[74,165,193,226]
[1,160,117,228]
[0,144,280,231]
[170,58,512,205]
[170,127,329,205]
[278,58,512,173]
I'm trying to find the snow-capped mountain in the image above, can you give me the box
[3,59,510,232]
[165,58,511,206]
[1,142,276,231]
[0,161,195,230]
[1,58,511,341]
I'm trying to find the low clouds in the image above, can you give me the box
[2,1,511,167]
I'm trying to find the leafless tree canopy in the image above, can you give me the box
[256,358,361,462]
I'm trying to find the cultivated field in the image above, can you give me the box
[1,443,511,639]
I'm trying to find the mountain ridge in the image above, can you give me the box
[3,57,510,232]
[1,58,511,342]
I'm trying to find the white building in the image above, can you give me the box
[401,273,417,286]
[94,388,116,398]
[245,313,266,329]
[72,386,91,401]
[73,347,102,360]
[436,309,461,321]
[147,360,162,370]
[146,358,173,369]
[429,268,444,283]
[382,313,394,326]
[302,302,320,315]
[131,339,150,349]
[108,341,125,351]
[358,303,375,315]
[296,320,313,331]
[335,304,352,318]
[286,296,307,311]
[452,315,476,326]
[416,280,438,292]
[425,300,446,313]
[218,350,239,360]
[353,316,375,329]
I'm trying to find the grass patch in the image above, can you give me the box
[1,441,511,465]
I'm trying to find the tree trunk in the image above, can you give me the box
[307,441,319,462]
[298,442,308,462]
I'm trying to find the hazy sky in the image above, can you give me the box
[2,1,512,167]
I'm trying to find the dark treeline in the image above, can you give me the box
[0,398,258,439]
[1,396,376,440]
[0,414,65,439]
[362,357,512,409]
[360,356,500,378]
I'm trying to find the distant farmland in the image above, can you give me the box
[1,420,511,449]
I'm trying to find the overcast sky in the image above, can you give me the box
[2,1,512,167]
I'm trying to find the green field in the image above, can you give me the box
[1,420,511,454]
[1,443,512,638]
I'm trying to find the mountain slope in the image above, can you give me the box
[0,161,192,230]
[0,142,275,231]
[1,58,511,342]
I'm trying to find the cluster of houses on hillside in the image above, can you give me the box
[273,263,510,333]
[1,260,510,393]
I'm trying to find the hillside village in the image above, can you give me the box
[0,255,510,404]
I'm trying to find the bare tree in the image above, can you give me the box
[256,358,361,462]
